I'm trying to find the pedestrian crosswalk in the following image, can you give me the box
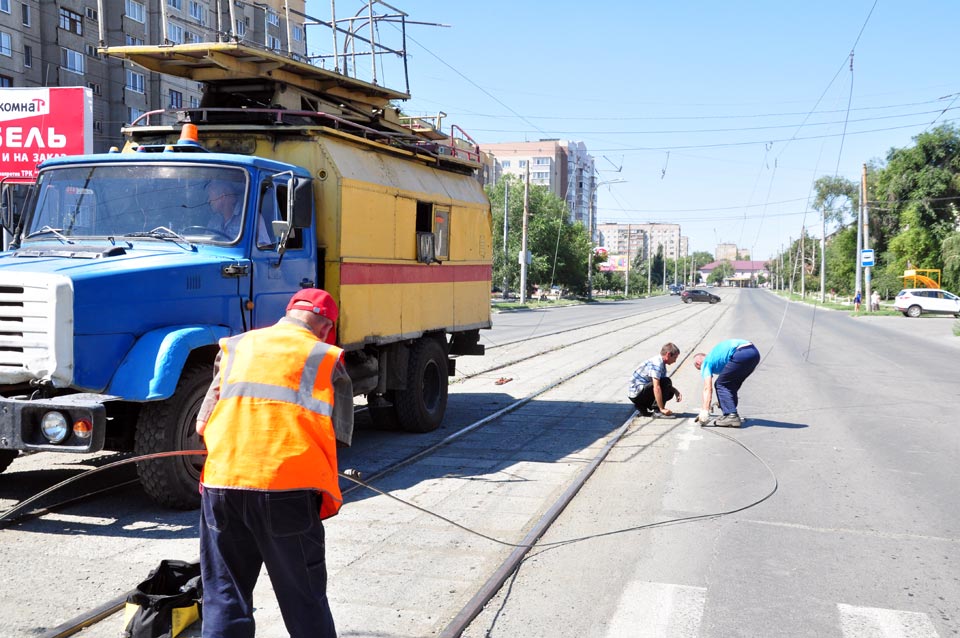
[837,603,941,638]
[603,582,942,637]
[604,582,706,637]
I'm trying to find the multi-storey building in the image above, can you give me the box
[482,139,597,231]
[0,0,306,152]
[598,222,684,267]
[715,242,738,262]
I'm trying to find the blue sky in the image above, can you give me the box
[304,1,959,260]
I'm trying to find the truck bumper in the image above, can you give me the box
[0,393,108,453]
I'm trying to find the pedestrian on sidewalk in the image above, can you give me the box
[871,290,880,311]
[196,288,353,638]
[628,342,683,417]
[693,339,760,428]
[854,290,862,311]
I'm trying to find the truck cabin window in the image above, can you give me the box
[257,178,302,250]
[25,165,251,244]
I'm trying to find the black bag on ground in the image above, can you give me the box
[122,559,202,638]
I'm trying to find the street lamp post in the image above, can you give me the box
[587,177,625,300]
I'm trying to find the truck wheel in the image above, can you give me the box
[0,450,16,474]
[134,363,211,509]
[393,338,448,433]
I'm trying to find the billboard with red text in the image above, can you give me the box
[0,87,93,181]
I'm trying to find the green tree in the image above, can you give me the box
[707,260,733,285]
[823,225,857,294]
[872,124,960,283]
[650,245,665,288]
[486,176,591,297]
[942,232,960,292]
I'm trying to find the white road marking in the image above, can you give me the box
[604,581,706,637]
[675,424,703,451]
[838,603,940,638]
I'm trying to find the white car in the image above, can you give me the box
[894,288,960,317]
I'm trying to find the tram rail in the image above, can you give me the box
[3,301,729,637]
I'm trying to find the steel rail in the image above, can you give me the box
[12,303,728,637]
[344,302,723,496]
[437,312,727,637]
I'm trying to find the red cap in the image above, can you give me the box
[286,288,338,322]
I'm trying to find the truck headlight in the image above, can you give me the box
[41,412,70,444]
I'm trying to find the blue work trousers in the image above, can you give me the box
[714,344,760,415]
[200,487,336,638]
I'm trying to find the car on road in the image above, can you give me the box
[681,288,721,304]
[668,284,684,295]
[894,288,960,317]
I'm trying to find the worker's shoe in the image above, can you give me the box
[714,413,742,428]
[636,407,653,417]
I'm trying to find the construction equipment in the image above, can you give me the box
[0,5,491,508]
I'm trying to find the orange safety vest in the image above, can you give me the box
[200,319,344,519]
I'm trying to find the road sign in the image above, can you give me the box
[860,249,875,267]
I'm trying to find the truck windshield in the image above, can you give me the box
[24,164,248,244]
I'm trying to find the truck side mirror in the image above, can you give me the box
[289,177,312,228]
[0,185,13,232]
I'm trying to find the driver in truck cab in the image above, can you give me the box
[205,179,245,239]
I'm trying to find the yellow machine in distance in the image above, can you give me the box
[900,269,941,289]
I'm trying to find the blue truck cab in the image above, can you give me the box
[0,129,324,508]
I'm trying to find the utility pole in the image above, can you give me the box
[585,178,624,300]
[863,164,872,312]
[674,234,680,285]
[587,182,594,301]
[502,180,509,299]
[661,240,666,291]
[625,225,631,297]
[820,202,826,302]
[519,164,529,304]
[800,228,806,298]
[646,230,652,295]
[856,163,865,303]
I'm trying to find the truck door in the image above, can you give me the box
[249,174,317,328]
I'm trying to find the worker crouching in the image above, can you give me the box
[196,289,353,638]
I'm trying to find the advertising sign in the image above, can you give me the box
[0,87,93,180]
[599,254,629,272]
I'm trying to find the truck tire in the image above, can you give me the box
[393,338,448,433]
[0,450,16,474]
[134,363,211,509]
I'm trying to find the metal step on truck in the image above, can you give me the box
[0,7,492,509]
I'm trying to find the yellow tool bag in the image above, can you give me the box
[121,559,202,638]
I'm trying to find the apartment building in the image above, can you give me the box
[482,139,597,231]
[598,222,686,267]
[0,0,306,152]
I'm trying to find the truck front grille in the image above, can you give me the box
[0,274,74,387]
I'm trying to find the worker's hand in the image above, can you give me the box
[696,409,711,424]
[660,407,674,416]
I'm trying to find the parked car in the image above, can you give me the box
[681,288,721,304]
[894,288,960,317]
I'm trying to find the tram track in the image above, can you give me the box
[456,302,701,383]
[5,301,728,638]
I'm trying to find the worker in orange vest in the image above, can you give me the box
[196,288,353,638]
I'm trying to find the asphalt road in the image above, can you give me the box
[465,289,960,637]
[2,289,957,637]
